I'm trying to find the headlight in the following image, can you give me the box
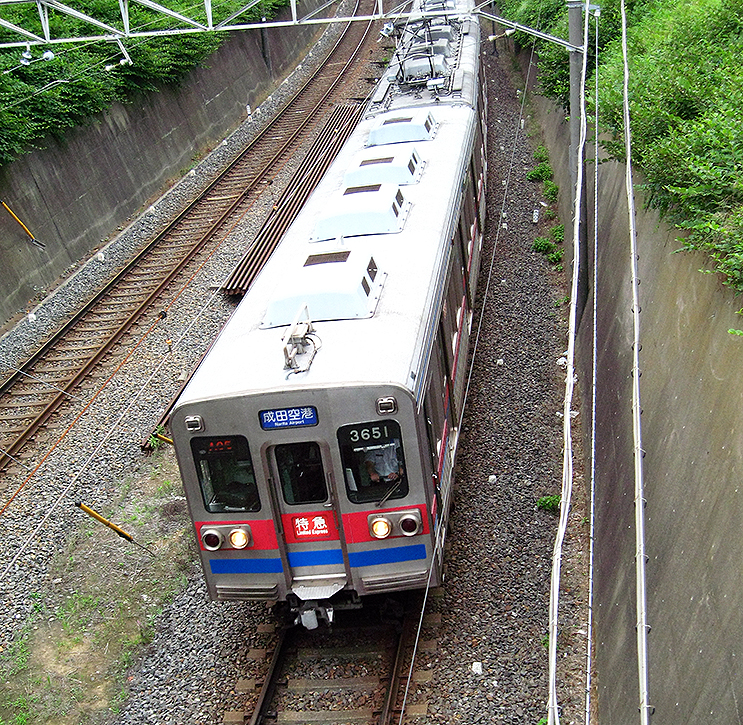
[229,528,250,549]
[201,528,223,551]
[370,516,392,539]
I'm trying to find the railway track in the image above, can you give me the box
[0,1,382,482]
[233,595,436,725]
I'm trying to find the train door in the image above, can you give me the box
[266,440,350,617]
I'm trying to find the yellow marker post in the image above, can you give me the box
[1,199,46,250]
[75,501,155,557]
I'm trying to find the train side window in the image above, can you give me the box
[423,336,449,475]
[461,173,477,238]
[275,441,327,505]
[457,206,477,305]
[337,421,409,504]
[441,247,465,368]
[190,436,261,513]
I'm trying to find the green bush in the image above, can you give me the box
[543,180,559,203]
[498,0,743,292]
[0,0,289,166]
[533,236,556,254]
[527,160,553,182]
[534,144,550,163]
[547,247,563,264]
[537,494,561,514]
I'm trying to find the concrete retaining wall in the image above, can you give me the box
[529,57,743,724]
[0,7,323,326]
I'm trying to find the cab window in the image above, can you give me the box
[275,441,327,505]
[337,421,408,504]
[191,436,260,513]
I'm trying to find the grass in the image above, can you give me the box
[537,494,561,514]
[0,450,195,725]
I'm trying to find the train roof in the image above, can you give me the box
[177,1,481,408]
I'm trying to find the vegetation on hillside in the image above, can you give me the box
[498,0,743,292]
[0,0,288,166]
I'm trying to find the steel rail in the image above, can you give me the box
[248,626,291,725]
[378,605,417,725]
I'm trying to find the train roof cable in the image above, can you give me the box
[619,0,652,719]
[584,9,600,725]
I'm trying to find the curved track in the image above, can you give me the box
[0,2,380,480]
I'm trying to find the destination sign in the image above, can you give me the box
[259,406,318,430]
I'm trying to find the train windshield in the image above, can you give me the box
[337,420,408,504]
[275,441,328,505]
[190,436,261,513]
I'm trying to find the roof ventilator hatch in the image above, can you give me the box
[366,111,439,147]
[343,148,425,188]
[310,185,411,242]
[261,253,386,328]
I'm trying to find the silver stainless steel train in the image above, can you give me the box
[171,0,487,627]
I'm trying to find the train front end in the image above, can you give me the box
[171,384,440,627]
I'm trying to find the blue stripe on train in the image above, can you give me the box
[288,549,344,567]
[210,544,427,574]
[210,558,283,574]
[349,543,427,568]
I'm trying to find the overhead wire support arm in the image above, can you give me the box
[1,0,575,47]
[132,0,208,30]
[35,0,126,38]
[216,0,264,29]
[0,17,44,43]
[37,0,51,41]
[474,4,585,52]
[297,0,345,25]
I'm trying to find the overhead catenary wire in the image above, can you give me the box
[547,0,591,722]
[0,258,234,580]
[0,133,269,549]
[0,0,385,566]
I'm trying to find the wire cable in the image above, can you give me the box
[619,0,652,720]
[0,136,266,520]
[396,13,543,724]
[547,1,590,722]
[0,277,228,580]
[584,8,600,724]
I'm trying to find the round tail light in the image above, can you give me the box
[399,514,421,536]
[202,529,223,551]
[229,528,250,549]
